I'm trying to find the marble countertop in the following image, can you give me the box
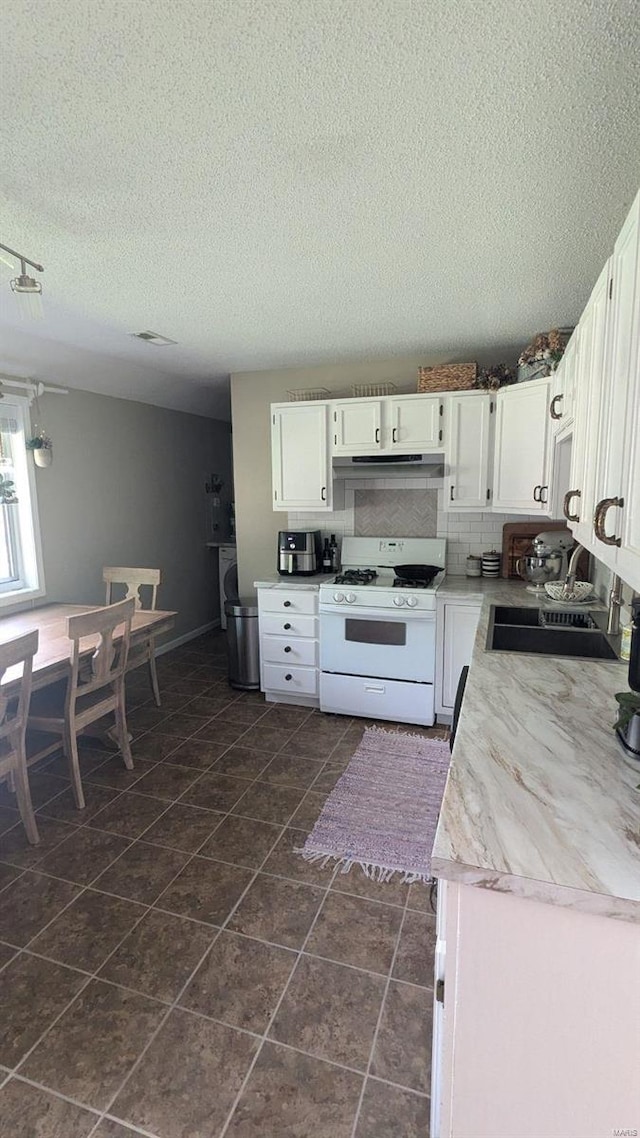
[254,574,334,590]
[431,579,640,922]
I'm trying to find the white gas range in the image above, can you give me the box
[319,536,446,726]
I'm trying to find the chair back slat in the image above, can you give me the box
[0,630,38,747]
[103,567,161,611]
[67,598,135,706]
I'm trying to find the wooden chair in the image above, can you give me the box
[103,567,162,707]
[28,598,135,811]
[0,630,40,844]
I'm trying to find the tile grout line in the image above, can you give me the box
[216,859,342,1138]
[81,789,300,1136]
[348,882,413,1137]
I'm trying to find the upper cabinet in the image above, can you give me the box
[444,392,493,511]
[491,378,552,513]
[549,328,578,435]
[332,394,442,455]
[332,398,382,455]
[565,260,611,548]
[387,395,442,451]
[271,402,332,512]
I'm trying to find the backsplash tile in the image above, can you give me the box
[354,489,438,537]
[289,479,544,575]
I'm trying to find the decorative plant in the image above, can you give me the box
[25,432,52,451]
[476,364,516,391]
[0,474,18,504]
[518,328,572,373]
[614,690,640,734]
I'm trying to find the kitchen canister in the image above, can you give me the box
[466,555,482,577]
[481,549,501,577]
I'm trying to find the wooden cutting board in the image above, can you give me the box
[501,522,589,580]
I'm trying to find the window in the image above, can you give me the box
[0,398,45,605]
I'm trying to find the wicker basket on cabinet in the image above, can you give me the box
[417,362,477,393]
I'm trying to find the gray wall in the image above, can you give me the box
[31,387,232,644]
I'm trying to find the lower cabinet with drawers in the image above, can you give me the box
[256,586,320,707]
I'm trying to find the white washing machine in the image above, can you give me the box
[218,544,238,630]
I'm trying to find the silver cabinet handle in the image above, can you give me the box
[550,394,564,420]
[563,489,581,523]
[594,496,624,546]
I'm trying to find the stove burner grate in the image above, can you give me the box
[392,578,433,589]
[334,569,378,586]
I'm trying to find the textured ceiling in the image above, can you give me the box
[1,0,640,420]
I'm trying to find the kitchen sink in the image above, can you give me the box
[487,606,618,661]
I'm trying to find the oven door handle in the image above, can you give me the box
[319,604,436,622]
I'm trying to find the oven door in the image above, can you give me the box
[320,605,436,682]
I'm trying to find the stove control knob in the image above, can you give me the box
[345,592,357,604]
[393,595,406,607]
[333,591,345,603]
[405,595,418,607]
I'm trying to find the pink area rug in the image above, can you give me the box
[298,726,451,884]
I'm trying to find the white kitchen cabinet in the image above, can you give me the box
[332,398,382,455]
[271,402,332,511]
[433,881,639,1138]
[387,394,442,451]
[565,260,611,548]
[436,599,481,718]
[332,393,442,455]
[491,378,552,513]
[591,190,640,579]
[549,327,577,434]
[257,587,320,707]
[444,392,492,511]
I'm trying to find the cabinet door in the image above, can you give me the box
[491,379,551,513]
[438,602,481,712]
[271,403,332,511]
[445,394,492,511]
[332,399,381,455]
[550,330,577,434]
[591,192,640,571]
[569,261,611,548]
[615,193,640,592]
[388,395,442,451]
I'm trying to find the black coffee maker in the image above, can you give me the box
[616,598,640,761]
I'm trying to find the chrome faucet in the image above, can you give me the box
[562,543,585,596]
[607,573,623,635]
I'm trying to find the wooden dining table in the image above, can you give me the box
[0,602,176,766]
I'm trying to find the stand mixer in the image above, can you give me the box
[516,530,574,594]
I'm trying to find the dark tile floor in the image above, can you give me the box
[0,631,441,1138]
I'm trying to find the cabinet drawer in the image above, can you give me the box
[259,612,317,638]
[258,591,317,616]
[261,635,317,666]
[262,662,318,696]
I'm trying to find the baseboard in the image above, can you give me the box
[156,619,221,656]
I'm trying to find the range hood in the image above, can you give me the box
[333,453,445,477]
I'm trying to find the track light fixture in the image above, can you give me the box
[0,241,44,319]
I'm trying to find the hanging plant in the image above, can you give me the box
[0,474,18,504]
[25,433,52,451]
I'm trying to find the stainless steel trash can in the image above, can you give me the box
[225,601,260,690]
